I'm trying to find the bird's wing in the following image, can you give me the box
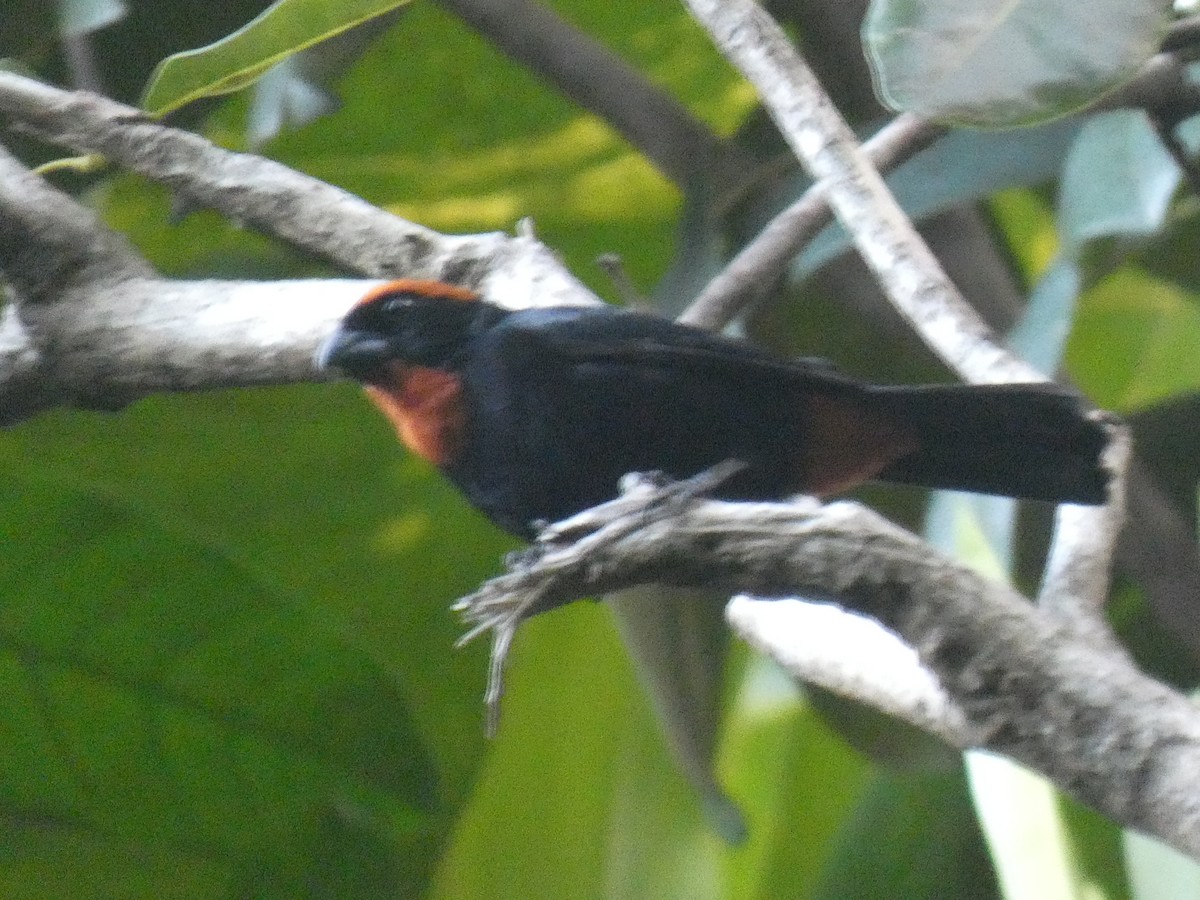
[496,306,856,390]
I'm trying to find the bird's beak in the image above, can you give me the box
[317,326,392,381]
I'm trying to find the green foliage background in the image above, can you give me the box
[2,0,1199,897]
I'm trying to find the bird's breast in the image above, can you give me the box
[363,362,467,466]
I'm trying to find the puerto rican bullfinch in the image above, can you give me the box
[318,279,1108,537]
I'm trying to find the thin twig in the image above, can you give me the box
[1038,416,1131,649]
[679,113,943,330]
[680,0,1038,384]
[1150,109,1200,199]
[434,0,749,190]
[1161,15,1200,53]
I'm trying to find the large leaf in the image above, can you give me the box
[813,767,996,899]
[1067,268,1200,411]
[863,0,1172,127]
[141,0,411,117]
[0,386,514,896]
[719,656,873,900]
[1058,110,1180,253]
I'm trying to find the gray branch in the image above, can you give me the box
[682,0,1035,384]
[678,113,943,330]
[456,478,1200,858]
[0,276,376,423]
[0,72,594,307]
[725,593,969,747]
[0,75,607,423]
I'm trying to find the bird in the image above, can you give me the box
[318,279,1109,537]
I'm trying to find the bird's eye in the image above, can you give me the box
[380,297,413,314]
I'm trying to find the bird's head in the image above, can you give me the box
[318,280,495,382]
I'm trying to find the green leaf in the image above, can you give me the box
[0,476,440,896]
[720,657,872,900]
[140,0,411,117]
[1125,830,1200,899]
[1058,796,1129,900]
[966,752,1086,900]
[814,766,997,899]
[434,606,685,899]
[1067,268,1200,411]
[1059,110,1180,252]
[58,0,125,38]
[863,0,1172,127]
[0,386,509,896]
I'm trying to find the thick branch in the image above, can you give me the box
[726,594,969,746]
[0,105,605,423]
[0,143,151,301]
[0,73,594,307]
[457,483,1200,857]
[0,277,368,423]
[680,0,1036,384]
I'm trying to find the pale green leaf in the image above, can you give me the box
[966,752,1086,900]
[141,0,410,117]
[863,0,1172,127]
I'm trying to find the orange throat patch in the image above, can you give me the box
[363,362,466,467]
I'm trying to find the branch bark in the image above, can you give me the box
[0,72,594,307]
[0,73,610,423]
[678,113,942,330]
[456,478,1200,857]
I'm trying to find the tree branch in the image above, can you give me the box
[0,73,616,423]
[456,477,1200,857]
[0,72,594,307]
[0,143,151,302]
[1039,423,1131,649]
[678,113,942,330]
[680,0,1038,385]
[725,594,969,747]
[434,0,749,190]
[0,276,374,423]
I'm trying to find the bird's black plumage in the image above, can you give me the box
[320,281,1109,537]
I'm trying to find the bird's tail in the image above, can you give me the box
[867,382,1110,504]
